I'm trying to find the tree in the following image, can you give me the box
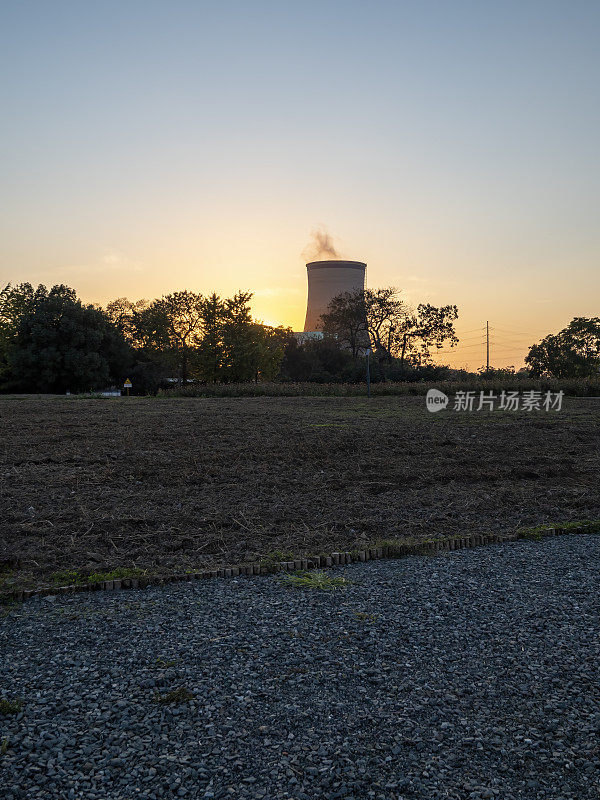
[219,292,287,382]
[130,303,171,354]
[103,288,287,386]
[104,297,175,392]
[395,303,459,367]
[320,291,369,360]
[280,336,353,382]
[136,291,204,384]
[363,287,409,361]
[6,284,131,393]
[104,297,148,344]
[525,317,600,378]
[320,287,458,367]
[0,283,36,381]
[223,322,286,382]
[195,293,227,383]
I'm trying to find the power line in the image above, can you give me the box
[426,319,539,368]
[488,341,532,347]
[492,342,537,349]
[430,343,488,352]
[489,327,546,336]
[490,334,537,342]
[492,347,527,355]
[490,333,542,340]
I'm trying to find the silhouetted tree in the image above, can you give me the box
[395,303,459,367]
[134,291,204,384]
[0,283,37,382]
[6,284,131,392]
[320,287,458,366]
[363,287,410,362]
[526,317,600,377]
[321,292,369,360]
[219,292,288,381]
[195,293,227,383]
[105,297,149,344]
[280,336,353,382]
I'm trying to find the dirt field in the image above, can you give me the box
[1,395,599,590]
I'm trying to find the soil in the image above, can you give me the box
[1,395,599,589]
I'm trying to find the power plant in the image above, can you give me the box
[303,260,367,332]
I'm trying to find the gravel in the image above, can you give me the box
[1,535,599,800]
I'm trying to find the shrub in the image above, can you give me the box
[0,698,22,716]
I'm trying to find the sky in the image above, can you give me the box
[1,0,599,370]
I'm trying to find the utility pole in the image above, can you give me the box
[486,321,490,373]
[366,348,371,398]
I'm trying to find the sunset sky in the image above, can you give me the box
[1,1,599,370]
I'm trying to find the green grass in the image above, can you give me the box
[0,698,22,716]
[86,567,146,583]
[155,657,177,668]
[153,686,195,705]
[0,737,9,756]
[517,519,600,540]
[352,611,380,622]
[49,569,83,586]
[49,566,147,586]
[518,527,549,541]
[280,570,350,590]
[560,518,600,532]
[259,549,296,567]
[375,537,422,556]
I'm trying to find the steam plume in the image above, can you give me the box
[302,226,341,261]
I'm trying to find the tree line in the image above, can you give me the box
[1,280,597,393]
[0,282,462,392]
[0,284,288,393]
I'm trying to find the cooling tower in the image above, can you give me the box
[303,260,367,332]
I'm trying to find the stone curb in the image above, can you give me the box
[3,522,599,605]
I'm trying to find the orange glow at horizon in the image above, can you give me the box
[46,248,575,373]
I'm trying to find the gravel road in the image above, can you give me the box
[1,535,599,800]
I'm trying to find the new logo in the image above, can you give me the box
[425,388,449,413]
